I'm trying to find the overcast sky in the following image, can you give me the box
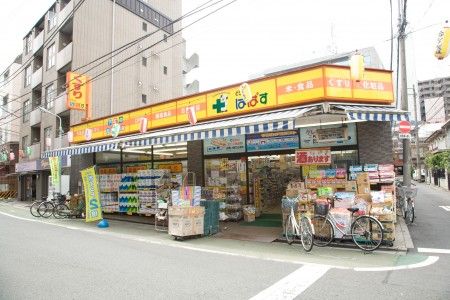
[1,0,449,94]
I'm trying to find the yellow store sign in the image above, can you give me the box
[71,65,394,143]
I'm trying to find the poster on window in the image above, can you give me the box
[295,148,332,166]
[300,123,356,148]
[246,130,299,152]
[204,136,246,155]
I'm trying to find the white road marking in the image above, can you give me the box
[418,248,450,254]
[439,206,450,212]
[249,264,330,300]
[0,209,439,273]
[354,256,439,272]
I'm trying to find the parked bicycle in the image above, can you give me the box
[29,196,48,218]
[282,196,314,252]
[53,194,85,219]
[396,185,416,224]
[37,193,68,218]
[312,197,384,252]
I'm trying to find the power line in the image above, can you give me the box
[0,0,223,117]
[0,0,88,88]
[0,0,237,129]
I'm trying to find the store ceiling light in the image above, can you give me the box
[295,120,364,128]
[151,147,187,152]
[153,152,174,156]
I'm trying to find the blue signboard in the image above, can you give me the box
[204,136,246,155]
[246,130,299,152]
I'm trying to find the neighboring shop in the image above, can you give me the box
[0,142,19,199]
[42,64,408,243]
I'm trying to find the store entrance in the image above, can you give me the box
[248,154,300,214]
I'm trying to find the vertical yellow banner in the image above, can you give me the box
[66,72,91,111]
[80,166,103,222]
[49,157,61,186]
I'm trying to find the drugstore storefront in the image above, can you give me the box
[43,64,408,238]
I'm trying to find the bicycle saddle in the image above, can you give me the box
[347,207,359,213]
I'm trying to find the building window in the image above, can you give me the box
[23,100,30,122]
[2,95,8,106]
[44,126,52,150]
[22,136,29,151]
[25,34,32,55]
[142,57,147,67]
[45,84,56,109]
[142,94,147,104]
[47,43,56,69]
[24,65,32,87]
[142,22,147,31]
[48,7,56,31]
[163,66,167,75]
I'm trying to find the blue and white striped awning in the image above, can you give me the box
[42,106,316,157]
[333,105,410,122]
[42,141,118,158]
[123,107,315,148]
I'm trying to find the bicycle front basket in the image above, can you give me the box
[281,196,299,212]
[403,187,417,198]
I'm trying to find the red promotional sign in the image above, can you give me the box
[295,148,332,165]
[399,121,411,133]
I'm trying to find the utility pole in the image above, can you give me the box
[412,85,421,181]
[398,0,412,186]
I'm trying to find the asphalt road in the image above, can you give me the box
[0,183,449,299]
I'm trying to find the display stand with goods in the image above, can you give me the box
[169,173,205,239]
[99,174,120,213]
[137,169,171,215]
[242,205,256,222]
[118,173,139,214]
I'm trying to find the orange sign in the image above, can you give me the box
[66,72,91,111]
[71,65,394,143]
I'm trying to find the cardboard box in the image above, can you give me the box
[169,215,204,236]
[356,172,370,185]
[356,194,371,202]
[285,188,300,198]
[357,182,371,194]
[244,214,255,222]
[345,181,357,192]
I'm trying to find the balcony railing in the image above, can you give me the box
[53,134,69,150]
[58,0,74,27]
[29,108,41,126]
[29,143,41,160]
[56,42,72,70]
[54,93,68,115]
[32,31,44,54]
[31,67,43,89]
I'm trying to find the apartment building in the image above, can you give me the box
[418,76,450,123]
[0,55,23,198]
[15,0,198,200]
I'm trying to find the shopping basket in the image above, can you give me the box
[281,196,299,213]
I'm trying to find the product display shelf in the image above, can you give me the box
[99,174,120,213]
[224,186,243,221]
[118,174,140,214]
[137,170,171,215]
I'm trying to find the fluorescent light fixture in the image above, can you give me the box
[151,147,187,152]
[175,152,188,155]
[153,152,174,156]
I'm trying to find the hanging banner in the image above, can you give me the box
[80,166,103,222]
[66,72,91,111]
[295,148,332,166]
[49,157,61,185]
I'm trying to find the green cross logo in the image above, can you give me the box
[212,94,228,113]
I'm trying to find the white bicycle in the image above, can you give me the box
[282,196,314,252]
[397,185,416,224]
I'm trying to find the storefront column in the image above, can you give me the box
[357,121,394,164]
[187,140,204,186]
[70,153,95,195]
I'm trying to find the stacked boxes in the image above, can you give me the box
[369,190,396,243]
[356,173,371,194]
[168,206,205,237]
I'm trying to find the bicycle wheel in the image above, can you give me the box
[405,202,415,224]
[312,215,333,247]
[54,204,69,219]
[402,198,408,219]
[285,214,296,245]
[30,201,41,218]
[351,216,383,251]
[38,202,54,218]
[300,216,313,252]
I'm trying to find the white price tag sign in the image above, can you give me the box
[399,133,411,140]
